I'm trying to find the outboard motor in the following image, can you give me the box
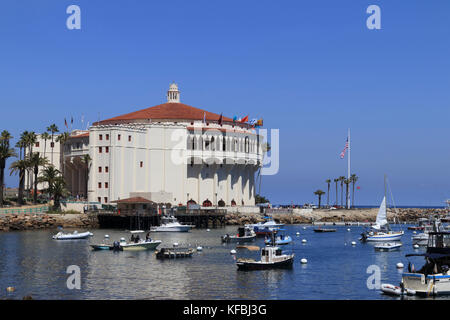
[113,241,122,251]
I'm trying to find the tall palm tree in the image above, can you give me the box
[350,173,359,208]
[339,176,346,207]
[344,178,351,209]
[314,189,325,209]
[23,131,37,192]
[41,132,50,160]
[0,131,16,207]
[334,178,339,206]
[56,132,70,179]
[28,152,49,204]
[325,179,331,207]
[81,154,91,200]
[51,176,69,211]
[10,159,27,205]
[47,124,59,165]
[38,165,61,199]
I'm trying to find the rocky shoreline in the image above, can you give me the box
[0,213,98,232]
[0,208,447,232]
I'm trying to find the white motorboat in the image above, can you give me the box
[222,226,256,243]
[374,242,402,251]
[360,176,404,242]
[106,231,162,251]
[52,230,93,240]
[245,218,284,236]
[150,216,194,232]
[412,218,443,246]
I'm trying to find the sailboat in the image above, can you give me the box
[360,176,404,242]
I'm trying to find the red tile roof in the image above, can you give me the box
[111,197,155,204]
[94,102,234,125]
[69,133,89,139]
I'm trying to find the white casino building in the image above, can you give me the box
[61,84,264,207]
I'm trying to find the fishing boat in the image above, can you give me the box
[155,247,195,259]
[264,233,292,245]
[236,231,294,270]
[398,231,450,296]
[412,218,443,246]
[150,216,194,232]
[360,176,404,242]
[91,231,161,251]
[52,230,93,240]
[221,226,256,243]
[374,242,402,251]
[90,235,112,250]
[408,218,428,231]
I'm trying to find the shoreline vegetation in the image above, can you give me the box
[0,207,448,232]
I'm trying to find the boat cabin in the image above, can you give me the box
[261,247,284,263]
[427,232,450,254]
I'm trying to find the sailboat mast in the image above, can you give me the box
[347,128,351,209]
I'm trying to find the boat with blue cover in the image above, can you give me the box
[264,233,292,245]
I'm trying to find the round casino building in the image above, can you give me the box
[63,84,264,208]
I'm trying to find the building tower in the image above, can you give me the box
[167,83,180,103]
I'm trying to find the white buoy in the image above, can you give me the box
[302,239,307,243]
[197,246,203,251]
[351,241,356,246]
[301,258,308,264]
[230,249,236,254]
[206,229,210,232]
[104,235,109,238]
[173,242,179,247]
[303,227,306,230]
[397,262,404,269]
[413,231,417,234]
[347,228,351,232]
[296,232,300,236]
[413,244,419,249]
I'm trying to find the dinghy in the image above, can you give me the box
[52,231,93,240]
[374,242,402,251]
[380,283,415,296]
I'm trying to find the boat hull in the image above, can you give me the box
[53,231,93,240]
[236,256,294,271]
[364,231,404,242]
[121,240,162,251]
[313,229,336,233]
[151,226,192,232]
[402,273,450,296]
[222,235,256,243]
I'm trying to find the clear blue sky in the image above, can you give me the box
[0,1,449,206]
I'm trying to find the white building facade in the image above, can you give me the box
[63,84,264,207]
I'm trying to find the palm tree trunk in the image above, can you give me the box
[352,182,355,208]
[335,182,338,206]
[340,183,343,207]
[33,166,38,204]
[0,165,4,207]
[345,184,349,209]
[18,169,25,205]
[327,184,330,207]
[318,195,322,209]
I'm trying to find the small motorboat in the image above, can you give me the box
[150,216,194,232]
[374,242,402,251]
[264,233,292,245]
[236,245,294,271]
[52,230,93,240]
[380,283,415,296]
[155,247,195,259]
[313,227,336,233]
[222,227,256,243]
[92,231,161,251]
[246,218,284,236]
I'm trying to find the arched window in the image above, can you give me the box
[211,136,215,151]
[222,135,226,151]
[245,136,249,153]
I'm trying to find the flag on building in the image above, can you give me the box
[249,119,257,126]
[240,115,249,123]
[340,138,349,159]
[233,116,237,123]
[255,119,263,127]
[218,113,223,126]
[71,116,73,125]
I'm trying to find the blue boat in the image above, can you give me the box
[265,234,292,245]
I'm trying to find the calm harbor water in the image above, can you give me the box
[0,224,439,300]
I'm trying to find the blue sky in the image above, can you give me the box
[0,1,449,206]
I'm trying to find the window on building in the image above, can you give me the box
[222,137,226,151]
[99,147,102,153]
[105,182,108,188]
[98,197,101,203]
[98,167,102,173]
[99,134,103,141]
[104,197,108,203]
[105,146,109,153]
[140,161,143,168]
[51,142,55,148]
[128,135,132,142]
[118,134,121,141]
[106,134,109,140]
[98,182,102,188]
[35,142,40,148]
[105,166,109,173]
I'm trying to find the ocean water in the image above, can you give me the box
[0,225,440,300]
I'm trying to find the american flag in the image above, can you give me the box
[340,138,349,159]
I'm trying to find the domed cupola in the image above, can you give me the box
[167,82,180,103]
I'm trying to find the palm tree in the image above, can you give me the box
[350,174,359,208]
[56,132,70,178]
[41,132,50,160]
[81,154,91,200]
[10,159,27,205]
[339,176,346,207]
[0,131,16,207]
[47,124,59,165]
[51,176,69,211]
[22,131,37,192]
[325,179,331,207]
[28,152,48,204]
[334,178,339,206]
[38,165,61,199]
[314,189,325,209]
[344,178,351,209]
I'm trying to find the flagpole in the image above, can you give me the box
[347,128,351,209]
